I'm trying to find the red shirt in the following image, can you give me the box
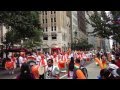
[116,60,120,68]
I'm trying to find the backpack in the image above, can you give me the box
[73,66,88,79]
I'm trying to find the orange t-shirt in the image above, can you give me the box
[76,69,86,79]
[75,64,86,79]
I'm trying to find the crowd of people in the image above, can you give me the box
[4,49,93,79]
[94,48,120,79]
[4,47,120,79]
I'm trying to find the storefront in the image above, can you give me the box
[51,44,61,54]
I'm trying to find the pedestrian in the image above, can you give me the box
[68,57,74,79]
[73,58,87,79]
[38,54,47,79]
[45,59,60,79]
[94,55,104,70]
[16,63,35,79]
[99,69,114,79]
[101,55,107,69]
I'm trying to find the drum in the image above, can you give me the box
[58,61,65,69]
[27,60,36,66]
[27,56,36,61]
[38,65,45,75]
[5,61,14,70]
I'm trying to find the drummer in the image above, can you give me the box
[45,59,60,79]
[39,54,47,79]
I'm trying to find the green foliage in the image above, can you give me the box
[0,11,43,48]
[71,39,93,50]
[86,11,120,42]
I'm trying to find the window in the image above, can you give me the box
[51,18,53,22]
[43,19,44,23]
[43,34,48,40]
[54,18,56,22]
[52,34,57,39]
[54,11,56,14]
[46,27,48,32]
[51,11,52,14]
[45,11,47,15]
[46,19,47,23]
[54,26,56,31]
[51,26,53,31]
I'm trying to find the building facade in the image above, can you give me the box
[39,11,71,53]
[77,11,87,40]
[70,11,79,43]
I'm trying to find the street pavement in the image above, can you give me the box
[86,62,100,79]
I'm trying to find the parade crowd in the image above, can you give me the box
[3,48,120,79]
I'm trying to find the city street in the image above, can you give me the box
[0,60,100,79]
[59,61,100,79]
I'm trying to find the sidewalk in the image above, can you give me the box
[86,62,100,79]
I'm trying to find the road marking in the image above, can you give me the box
[59,74,67,79]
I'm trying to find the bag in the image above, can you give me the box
[73,66,88,79]
[80,66,88,78]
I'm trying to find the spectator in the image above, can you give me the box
[16,63,35,79]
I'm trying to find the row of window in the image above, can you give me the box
[43,26,56,32]
[43,18,56,23]
[43,34,57,40]
[42,11,56,15]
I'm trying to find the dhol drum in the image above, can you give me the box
[58,61,65,69]
[27,56,36,66]
[5,61,14,70]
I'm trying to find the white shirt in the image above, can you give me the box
[36,55,41,62]
[19,56,24,64]
[108,63,119,70]
[45,65,60,79]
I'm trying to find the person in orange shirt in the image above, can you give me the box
[31,65,39,79]
[94,55,104,70]
[73,58,86,79]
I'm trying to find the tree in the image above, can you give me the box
[71,39,93,51]
[0,11,43,47]
[86,11,120,43]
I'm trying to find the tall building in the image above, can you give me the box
[85,11,97,48]
[77,11,87,40]
[70,11,79,43]
[39,11,71,53]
